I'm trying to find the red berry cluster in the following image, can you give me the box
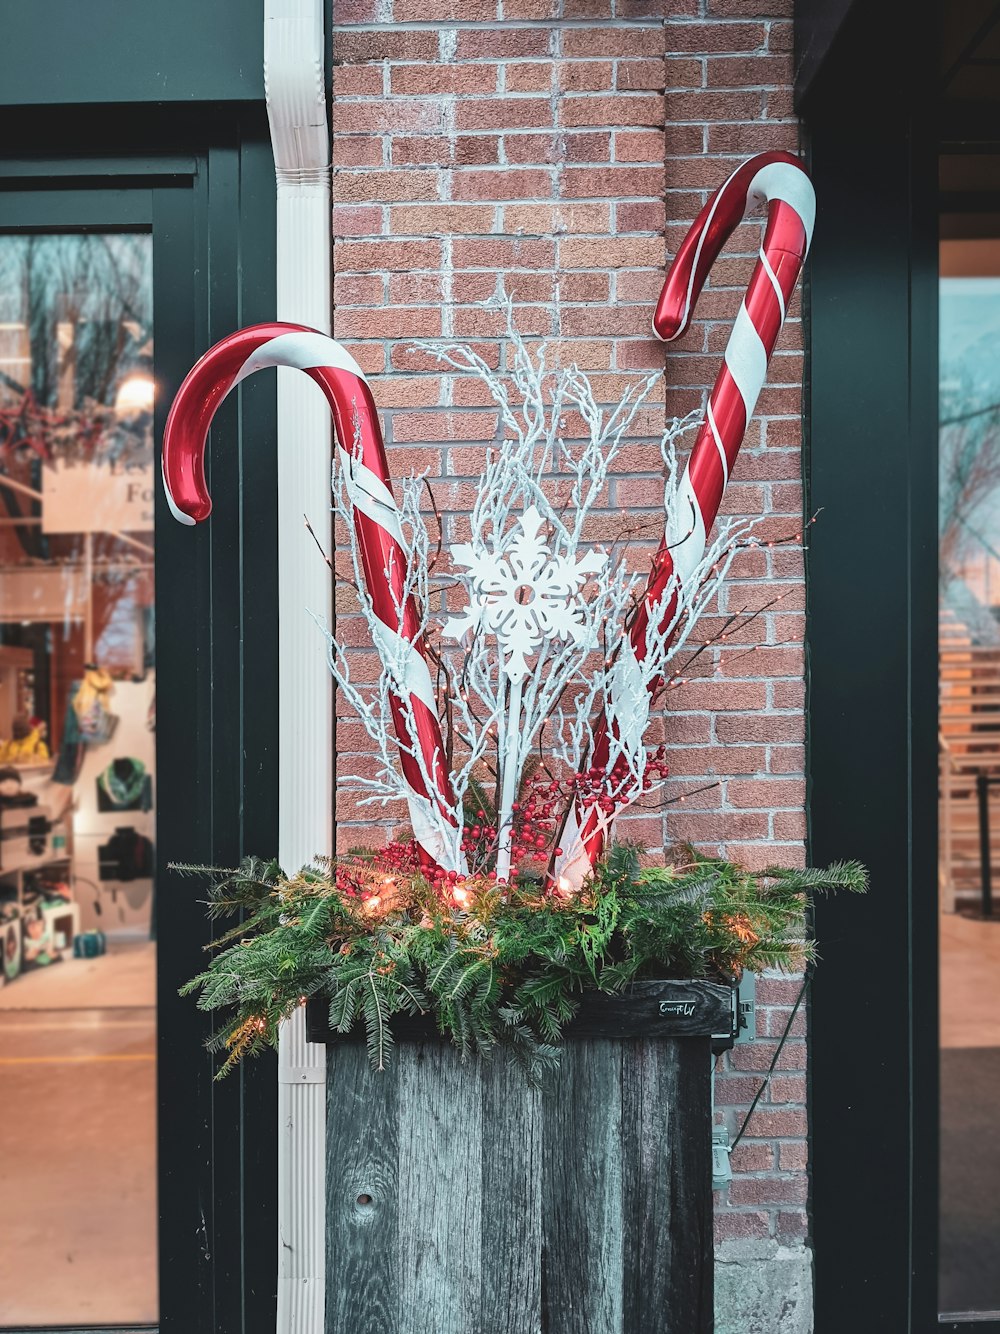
[333,839,422,897]
[458,747,671,882]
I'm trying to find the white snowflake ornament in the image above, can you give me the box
[444,505,606,683]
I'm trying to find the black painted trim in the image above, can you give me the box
[801,5,944,1332]
[0,1,263,107]
[0,118,277,1334]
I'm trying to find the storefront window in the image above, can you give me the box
[0,234,157,1326]
[938,239,1000,1315]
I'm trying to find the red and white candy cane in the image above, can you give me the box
[555,150,816,890]
[161,323,463,875]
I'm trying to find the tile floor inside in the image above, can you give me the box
[0,940,156,1328]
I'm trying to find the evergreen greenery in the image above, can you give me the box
[179,845,866,1082]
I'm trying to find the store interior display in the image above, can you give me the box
[0,232,158,1328]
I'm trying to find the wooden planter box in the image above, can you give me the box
[308,979,733,1334]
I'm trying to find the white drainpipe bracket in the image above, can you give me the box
[264,4,332,1334]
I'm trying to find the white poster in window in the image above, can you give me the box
[42,461,154,535]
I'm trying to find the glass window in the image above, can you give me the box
[939,238,1000,1316]
[0,234,157,1326]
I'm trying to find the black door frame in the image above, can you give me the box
[0,108,278,1334]
[801,4,1000,1331]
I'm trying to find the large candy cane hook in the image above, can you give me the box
[555,150,816,890]
[161,323,463,874]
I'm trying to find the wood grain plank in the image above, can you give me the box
[397,1043,483,1334]
[541,1040,624,1334]
[480,1055,544,1333]
[325,1044,399,1334]
[622,1037,714,1333]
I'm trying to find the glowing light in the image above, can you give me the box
[114,373,155,417]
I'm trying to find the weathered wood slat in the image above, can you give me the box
[621,1039,713,1332]
[541,1040,625,1334]
[398,1045,483,1334]
[325,1044,399,1334]
[321,985,720,1334]
[480,1057,543,1334]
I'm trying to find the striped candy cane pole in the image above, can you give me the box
[161,323,464,875]
[555,151,815,890]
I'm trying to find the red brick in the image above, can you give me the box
[562,131,613,163]
[370,379,444,410]
[456,99,555,132]
[616,201,664,232]
[337,100,445,135]
[559,236,665,269]
[333,0,383,19]
[451,168,555,201]
[334,30,439,62]
[708,0,792,14]
[334,138,385,169]
[705,54,793,88]
[455,135,501,165]
[504,62,554,94]
[728,1175,807,1205]
[333,66,383,97]
[504,0,560,14]
[561,165,665,198]
[334,273,383,305]
[502,202,609,235]
[740,1108,807,1138]
[392,0,498,17]
[729,1141,774,1172]
[714,1211,771,1242]
[778,1142,808,1172]
[727,777,804,809]
[390,203,497,235]
[707,121,800,154]
[390,65,497,96]
[333,306,442,339]
[454,28,552,59]
[391,411,499,444]
[730,1041,805,1074]
[620,58,670,91]
[615,128,666,162]
[714,1075,763,1105]
[663,123,705,154]
[768,745,805,774]
[560,94,666,128]
[333,169,438,204]
[666,22,768,54]
[666,90,764,121]
[768,19,795,52]
[777,1209,809,1241]
[332,204,383,237]
[451,237,555,268]
[387,273,446,304]
[662,56,703,90]
[769,1075,807,1104]
[390,137,454,167]
[562,29,663,58]
[335,238,443,272]
[559,61,614,93]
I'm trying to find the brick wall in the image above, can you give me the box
[330,0,808,1309]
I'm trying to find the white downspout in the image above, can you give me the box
[264,4,331,1332]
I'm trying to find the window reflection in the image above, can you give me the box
[939,239,1000,1315]
[0,234,157,1327]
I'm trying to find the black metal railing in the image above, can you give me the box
[975,772,1000,918]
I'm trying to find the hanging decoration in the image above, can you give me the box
[161,150,815,898]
